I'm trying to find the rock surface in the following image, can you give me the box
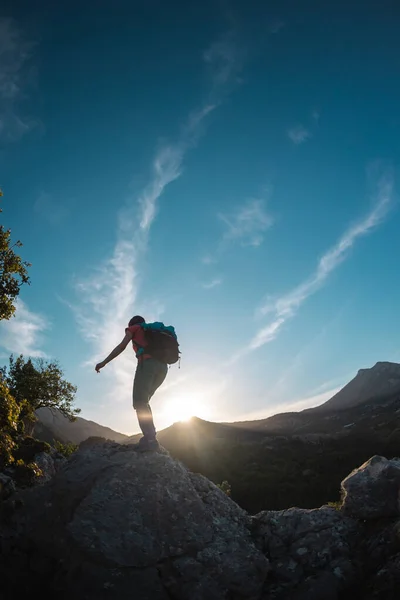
[253,506,360,599]
[1,448,400,599]
[1,442,268,599]
[341,455,400,519]
[0,472,16,500]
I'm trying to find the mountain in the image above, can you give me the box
[33,407,128,445]
[313,361,400,412]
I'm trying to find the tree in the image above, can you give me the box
[0,189,31,321]
[2,355,80,422]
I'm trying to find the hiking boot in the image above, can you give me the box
[135,437,160,452]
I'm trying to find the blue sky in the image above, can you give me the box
[1,0,400,434]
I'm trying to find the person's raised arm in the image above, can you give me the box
[95,331,132,373]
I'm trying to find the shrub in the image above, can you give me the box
[53,440,78,458]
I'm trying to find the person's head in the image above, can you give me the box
[128,315,145,327]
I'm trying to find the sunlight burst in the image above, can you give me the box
[162,392,211,423]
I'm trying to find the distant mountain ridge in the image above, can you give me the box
[33,361,400,445]
[33,407,127,445]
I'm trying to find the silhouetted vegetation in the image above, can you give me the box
[53,439,78,457]
[0,190,30,320]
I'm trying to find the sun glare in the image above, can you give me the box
[162,392,211,424]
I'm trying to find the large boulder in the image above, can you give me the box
[341,455,400,519]
[363,552,400,599]
[252,506,360,599]
[1,442,268,599]
[0,472,16,500]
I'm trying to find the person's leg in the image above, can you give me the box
[132,361,157,441]
[132,359,168,444]
[148,360,169,401]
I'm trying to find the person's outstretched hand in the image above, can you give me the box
[95,361,105,373]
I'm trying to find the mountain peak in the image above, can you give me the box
[320,361,400,412]
[358,361,400,376]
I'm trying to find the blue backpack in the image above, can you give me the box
[137,322,180,365]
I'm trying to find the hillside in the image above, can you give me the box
[33,407,128,445]
[314,361,400,412]
[123,390,400,513]
[31,361,400,513]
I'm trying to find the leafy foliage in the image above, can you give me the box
[2,354,80,422]
[53,439,78,458]
[13,459,43,487]
[217,480,232,496]
[13,436,51,462]
[0,377,22,432]
[0,190,31,321]
[0,378,21,469]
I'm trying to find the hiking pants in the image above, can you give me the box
[133,358,168,440]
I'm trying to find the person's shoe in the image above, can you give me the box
[135,437,160,452]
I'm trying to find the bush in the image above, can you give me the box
[217,480,232,496]
[13,459,43,487]
[0,378,21,432]
[53,440,78,458]
[13,436,51,463]
[0,431,16,471]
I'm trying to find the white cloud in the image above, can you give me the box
[201,255,217,265]
[203,278,222,289]
[287,124,311,145]
[203,32,242,89]
[0,18,38,142]
[0,300,48,357]
[219,198,273,247]
[241,171,394,355]
[34,192,69,226]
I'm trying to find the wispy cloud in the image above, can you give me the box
[201,255,217,265]
[242,171,394,354]
[0,300,48,357]
[0,18,38,142]
[34,191,69,226]
[268,20,285,34]
[287,124,312,145]
[219,198,274,247]
[203,31,243,90]
[73,32,244,401]
[312,110,320,124]
[202,278,222,289]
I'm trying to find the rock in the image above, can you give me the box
[363,551,400,599]
[33,452,56,483]
[2,442,268,599]
[0,473,16,500]
[48,448,67,473]
[252,506,360,599]
[341,455,400,519]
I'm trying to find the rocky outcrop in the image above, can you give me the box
[0,442,268,599]
[1,446,400,599]
[252,506,361,599]
[341,455,400,519]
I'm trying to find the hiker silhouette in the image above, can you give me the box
[95,316,179,451]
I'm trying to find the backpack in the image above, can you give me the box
[138,322,180,365]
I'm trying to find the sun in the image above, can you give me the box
[162,392,211,424]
